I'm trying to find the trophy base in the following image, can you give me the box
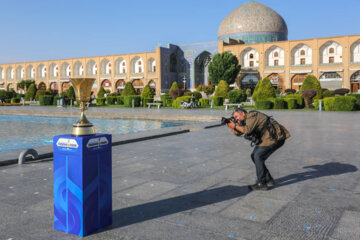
[72,123,96,136]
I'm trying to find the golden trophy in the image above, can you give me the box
[70,78,96,136]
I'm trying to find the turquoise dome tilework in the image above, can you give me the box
[218,1,288,44]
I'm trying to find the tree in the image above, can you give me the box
[24,83,37,101]
[141,84,154,99]
[66,86,76,100]
[121,82,137,96]
[97,86,106,98]
[252,78,276,101]
[208,52,241,86]
[302,90,317,108]
[214,80,229,98]
[17,80,35,91]
[169,81,179,91]
[300,75,322,99]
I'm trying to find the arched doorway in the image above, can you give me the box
[239,73,260,90]
[101,79,112,92]
[319,72,342,90]
[7,83,14,91]
[351,71,360,93]
[267,73,283,90]
[50,82,58,94]
[291,74,308,91]
[115,79,125,94]
[132,79,144,94]
[62,82,71,93]
[38,82,46,90]
[194,51,211,87]
[148,80,156,94]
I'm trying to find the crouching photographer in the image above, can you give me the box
[223,108,290,191]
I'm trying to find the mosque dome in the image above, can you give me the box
[217,1,288,44]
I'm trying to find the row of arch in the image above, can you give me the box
[235,39,360,68]
[0,57,157,81]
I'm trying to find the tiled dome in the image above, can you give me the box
[217,1,288,44]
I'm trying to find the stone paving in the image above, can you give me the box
[0,110,360,239]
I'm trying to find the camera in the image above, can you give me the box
[221,116,236,125]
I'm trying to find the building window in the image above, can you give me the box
[249,54,254,59]
[329,57,334,63]
[274,60,279,66]
[329,48,335,54]
[249,61,254,67]
[300,58,305,65]
[300,50,305,56]
[274,52,279,58]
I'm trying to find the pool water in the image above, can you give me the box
[0,115,187,152]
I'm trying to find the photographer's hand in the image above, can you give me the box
[227,121,244,136]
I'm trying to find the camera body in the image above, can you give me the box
[221,116,236,125]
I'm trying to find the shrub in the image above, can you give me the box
[246,88,252,97]
[143,98,153,107]
[334,88,350,96]
[66,86,76,101]
[252,77,276,101]
[227,89,246,103]
[210,96,223,106]
[197,84,215,97]
[324,97,336,111]
[334,96,356,111]
[97,86,106,98]
[199,98,210,107]
[208,52,241,85]
[285,94,304,108]
[255,101,273,110]
[285,89,296,94]
[214,80,229,98]
[141,85,154,100]
[116,96,124,105]
[184,91,202,100]
[35,90,47,101]
[11,97,21,103]
[160,94,172,106]
[299,75,322,99]
[302,90,317,108]
[122,82,137,96]
[323,90,335,98]
[39,95,53,106]
[287,99,297,109]
[170,89,184,100]
[275,89,281,95]
[106,96,117,105]
[348,94,360,110]
[273,98,286,109]
[16,93,25,98]
[166,99,173,107]
[96,98,106,106]
[53,96,62,105]
[25,83,37,101]
[124,95,141,107]
[169,81,179,92]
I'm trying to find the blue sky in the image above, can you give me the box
[0,0,358,64]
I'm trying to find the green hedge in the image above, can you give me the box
[160,94,172,107]
[210,96,223,106]
[324,97,336,111]
[284,94,304,108]
[323,90,335,98]
[143,98,154,107]
[272,98,286,109]
[96,98,106,106]
[287,99,297,109]
[39,95,53,106]
[184,91,202,100]
[173,96,192,109]
[199,98,210,107]
[166,99,173,107]
[53,96,62,105]
[348,94,360,110]
[255,100,273,110]
[11,97,21,103]
[106,96,117,105]
[334,96,356,111]
[124,95,141,107]
[227,89,246,103]
[116,96,124,105]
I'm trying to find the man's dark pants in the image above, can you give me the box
[251,139,285,183]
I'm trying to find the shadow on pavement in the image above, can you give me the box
[274,162,358,188]
[107,162,357,231]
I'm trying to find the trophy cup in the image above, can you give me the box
[70,78,96,136]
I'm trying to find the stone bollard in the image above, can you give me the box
[319,99,322,111]
[132,99,135,108]
[210,99,213,109]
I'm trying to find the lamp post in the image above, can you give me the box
[182,75,187,90]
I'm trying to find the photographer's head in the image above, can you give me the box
[233,108,247,122]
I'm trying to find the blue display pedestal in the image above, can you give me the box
[53,134,112,237]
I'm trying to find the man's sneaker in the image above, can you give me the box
[248,182,268,191]
[266,178,275,187]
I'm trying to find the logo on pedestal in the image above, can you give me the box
[87,137,109,149]
[56,138,79,152]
